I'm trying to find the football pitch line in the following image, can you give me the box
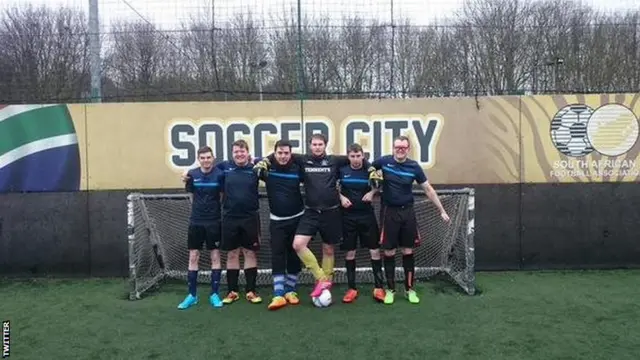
[1,270,639,360]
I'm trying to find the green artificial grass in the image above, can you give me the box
[1,270,640,360]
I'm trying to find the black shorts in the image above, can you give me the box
[296,207,343,245]
[221,213,261,251]
[269,216,303,275]
[379,204,420,250]
[187,221,221,250]
[341,212,380,251]
[270,216,300,247]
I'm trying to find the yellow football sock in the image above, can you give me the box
[321,255,335,281]
[298,248,326,281]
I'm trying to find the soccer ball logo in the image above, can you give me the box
[550,104,594,157]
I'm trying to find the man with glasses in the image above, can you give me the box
[372,135,450,305]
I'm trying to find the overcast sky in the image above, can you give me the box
[1,0,638,29]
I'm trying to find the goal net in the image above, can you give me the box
[127,188,475,300]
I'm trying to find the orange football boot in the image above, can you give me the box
[373,288,385,302]
[246,291,262,304]
[284,292,300,305]
[267,296,287,311]
[342,288,359,303]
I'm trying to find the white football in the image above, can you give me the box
[312,289,332,307]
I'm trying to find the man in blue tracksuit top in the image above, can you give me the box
[257,140,306,310]
[177,145,224,310]
[216,139,263,305]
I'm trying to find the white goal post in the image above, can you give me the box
[127,188,475,300]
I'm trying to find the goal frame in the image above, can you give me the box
[126,188,475,300]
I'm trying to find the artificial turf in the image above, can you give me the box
[1,270,639,360]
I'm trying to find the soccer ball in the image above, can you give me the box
[550,104,595,157]
[312,289,332,308]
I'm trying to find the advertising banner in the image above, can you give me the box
[1,93,638,192]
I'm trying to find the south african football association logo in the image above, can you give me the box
[550,103,640,158]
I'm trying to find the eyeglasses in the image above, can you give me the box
[394,146,408,151]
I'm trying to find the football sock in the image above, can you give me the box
[187,270,198,296]
[402,254,415,291]
[245,267,258,293]
[210,269,221,295]
[371,258,384,288]
[298,248,326,281]
[227,269,240,293]
[346,259,357,290]
[273,274,286,297]
[321,254,335,281]
[383,255,396,291]
[285,274,297,293]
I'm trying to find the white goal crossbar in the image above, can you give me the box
[127,188,475,300]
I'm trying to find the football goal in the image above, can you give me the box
[126,188,475,300]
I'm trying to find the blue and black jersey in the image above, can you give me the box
[261,159,305,219]
[186,167,223,225]
[269,153,371,211]
[338,164,374,215]
[216,159,260,218]
[372,155,427,207]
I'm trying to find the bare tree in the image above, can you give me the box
[178,20,221,100]
[2,0,640,103]
[300,17,341,99]
[390,20,417,96]
[103,21,178,101]
[581,11,640,92]
[212,13,269,100]
[268,15,299,99]
[325,18,387,98]
[459,0,536,95]
[0,4,88,103]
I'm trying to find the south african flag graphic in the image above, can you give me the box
[0,104,81,192]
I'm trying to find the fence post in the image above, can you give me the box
[296,0,306,150]
[88,0,102,103]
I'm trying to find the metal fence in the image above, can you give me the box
[0,0,639,104]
